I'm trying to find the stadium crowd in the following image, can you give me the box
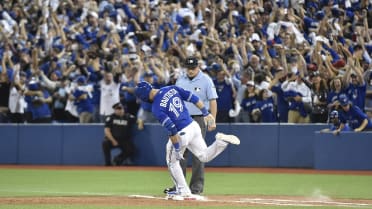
[0,0,372,126]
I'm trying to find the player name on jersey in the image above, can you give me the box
[160,89,178,107]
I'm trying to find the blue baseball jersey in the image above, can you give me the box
[151,85,200,136]
[214,80,234,111]
[73,89,94,114]
[339,105,372,130]
[271,84,289,122]
[24,90,52,120]
[255,97,277,122]
[241,96,258,113]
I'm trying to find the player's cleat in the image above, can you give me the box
[216,132,240,145]
[166,191,205,201]
[163,186,176,194]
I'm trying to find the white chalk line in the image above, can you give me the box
[129,194,372,208]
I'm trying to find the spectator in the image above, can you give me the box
[71,76,94,123]
[344,56,367,111]
[320,110,352,134]
[0,52,11,123]
[1,0,372,126]
[52,78,68,123]
[365,70,372,118]
[120,66,140,116]
[99,70,121,122]
[282,72,312,123]
[102,102,137,166]
[338,94,372,132]
[252,88,277,123]
[8,70,27,123]
[241,80,259,122]
[327,76,346,112]
[24,79,52,123]
[213,64,235,123]
[268,69,289,123]
[309,71,329,123]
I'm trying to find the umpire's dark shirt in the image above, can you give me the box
[105,113,136,142]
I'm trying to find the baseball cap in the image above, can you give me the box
[250,33,261,42]
[338,94,350,106]
[184,57,198,68]
[112,102,123,109]
[76,75,86,84]
[246,80,255,86]
[329,110,339,119]
[28,79,40,90]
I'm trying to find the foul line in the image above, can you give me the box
[129,194,372,208]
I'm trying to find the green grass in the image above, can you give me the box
[207,173,372,199]
[0,168,371,209]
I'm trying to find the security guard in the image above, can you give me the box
[102,102,136,166]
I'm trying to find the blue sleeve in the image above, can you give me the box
[365,45,372,54]
[43,90,50,98]
[73,89,84,98]
[353,106,368,120]
[174,86,199,104]
[122,4,137,20]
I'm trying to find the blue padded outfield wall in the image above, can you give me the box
[1,124,372,170]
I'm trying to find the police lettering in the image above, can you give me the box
[160,89,177,107]
[113,119,128,125]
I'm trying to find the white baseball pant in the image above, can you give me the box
[166,121,228,195]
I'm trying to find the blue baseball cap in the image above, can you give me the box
[76,75,86,84]
[338,94,350,106]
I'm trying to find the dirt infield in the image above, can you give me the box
[1,165,372,207]
[1,195,372,207]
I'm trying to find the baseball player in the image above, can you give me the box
[134,81,240,200]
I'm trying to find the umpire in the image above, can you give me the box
[102,102,136,166]
[164,56,218,194]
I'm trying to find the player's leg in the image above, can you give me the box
[187,122,236,163]
[166,135,191,195]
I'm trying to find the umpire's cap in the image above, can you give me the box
[184,56,199,68]
[112,102,124,109]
